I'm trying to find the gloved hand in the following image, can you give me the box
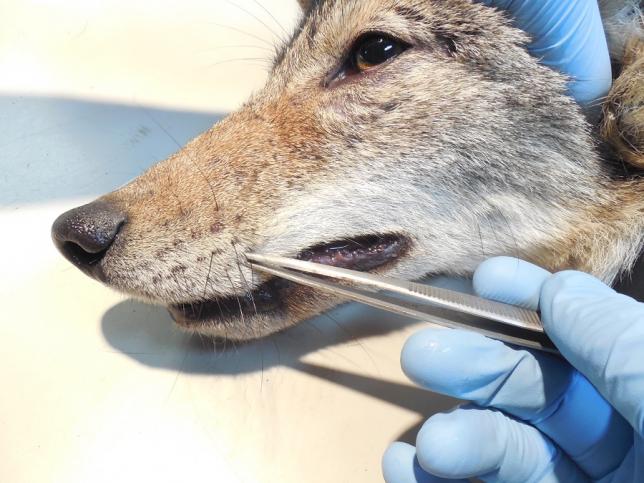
[481,0,612,107]
[382,257,644,482]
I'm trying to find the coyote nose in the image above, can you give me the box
[52,201,126,272]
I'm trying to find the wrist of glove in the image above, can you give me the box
[382,257,644,483]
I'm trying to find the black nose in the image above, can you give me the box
[52,201,126,273]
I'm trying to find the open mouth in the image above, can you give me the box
[168,234,408,326]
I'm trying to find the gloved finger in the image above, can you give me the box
[473,256,551,309]
[382,442,467,483]
[402,327,632,479]
[479,0,612,107]
[540,270,644,437]
[414,406,588,482]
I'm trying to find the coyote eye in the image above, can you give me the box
[327,33,409,86]
[352,35,407,72]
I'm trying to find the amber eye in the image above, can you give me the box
[353,35,407,72]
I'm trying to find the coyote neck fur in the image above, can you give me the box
[544,179,643,284]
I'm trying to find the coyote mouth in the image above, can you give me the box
[168,234,408,328]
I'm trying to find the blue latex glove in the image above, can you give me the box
[382,257,644,482]
[481,0,612,107]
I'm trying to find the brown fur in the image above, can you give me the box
[57,0,644,340]
[602,37,644,168]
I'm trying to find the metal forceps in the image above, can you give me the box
[247,253,557,353]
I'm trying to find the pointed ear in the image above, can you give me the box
[297,0,316,11]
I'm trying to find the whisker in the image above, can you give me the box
[225,269,246,325]
[224,0,286,44]
[304,318,363,369]
[206,58,272,69]
[498,210,520,259]
[231,241,257,315]
[250,0,291,38]
[324,312,379,372]
[203,252,215,300]
[197,44,276,53]
[476,218,487,259]
[206,22,277,49]
[143,109,220,212]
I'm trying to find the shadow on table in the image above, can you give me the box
[101,298,457,434]
[0,95,223,207]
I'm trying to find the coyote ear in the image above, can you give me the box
[297,0,316,11]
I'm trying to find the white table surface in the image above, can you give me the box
[0,2,458,482]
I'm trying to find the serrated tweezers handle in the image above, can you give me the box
[247,253,557,354]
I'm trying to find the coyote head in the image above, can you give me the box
[53,0,643,340]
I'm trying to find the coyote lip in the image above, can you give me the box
[168,234,408,327]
